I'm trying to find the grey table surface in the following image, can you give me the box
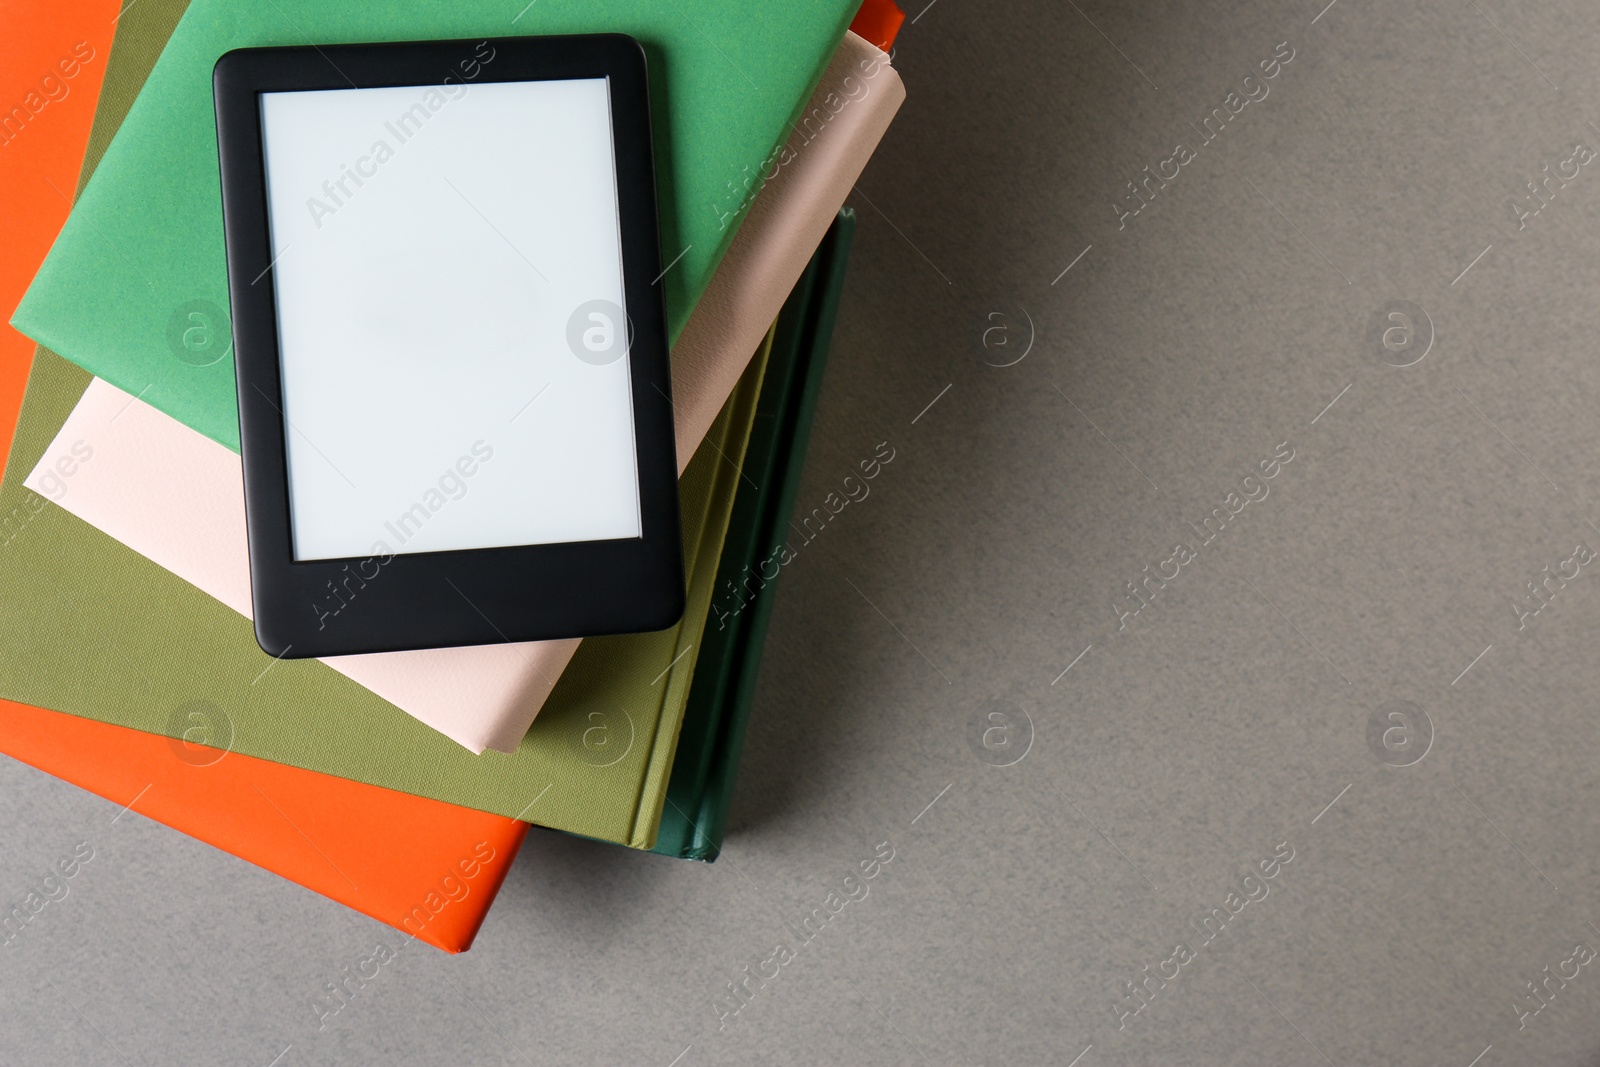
[6,0,1600,1063]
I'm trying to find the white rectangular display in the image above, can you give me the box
[258,78,641,561]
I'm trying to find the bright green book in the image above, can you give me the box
[11,0,858,450]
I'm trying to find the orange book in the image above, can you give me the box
[849,0,905,52]
[0,0,112,429]
[0,0,526,953]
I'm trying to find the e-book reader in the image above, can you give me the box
[214,35,682,658]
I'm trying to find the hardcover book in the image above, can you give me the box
[654,210,858,860]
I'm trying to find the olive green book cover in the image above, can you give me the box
[0,324,772,846]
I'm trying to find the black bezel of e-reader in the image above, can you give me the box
[212,34,683,659]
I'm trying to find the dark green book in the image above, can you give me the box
[652,209,856,861]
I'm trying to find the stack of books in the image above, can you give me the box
[0,0,905,950]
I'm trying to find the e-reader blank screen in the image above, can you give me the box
[258,77,641,562]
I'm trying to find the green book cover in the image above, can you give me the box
[653,209,855,860]
[11,0,859,451]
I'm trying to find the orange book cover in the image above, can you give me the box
[0,0,526,953]
[0,0,112,427]
[849,0,905,52]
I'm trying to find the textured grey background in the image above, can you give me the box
[5,0,1600,1063]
